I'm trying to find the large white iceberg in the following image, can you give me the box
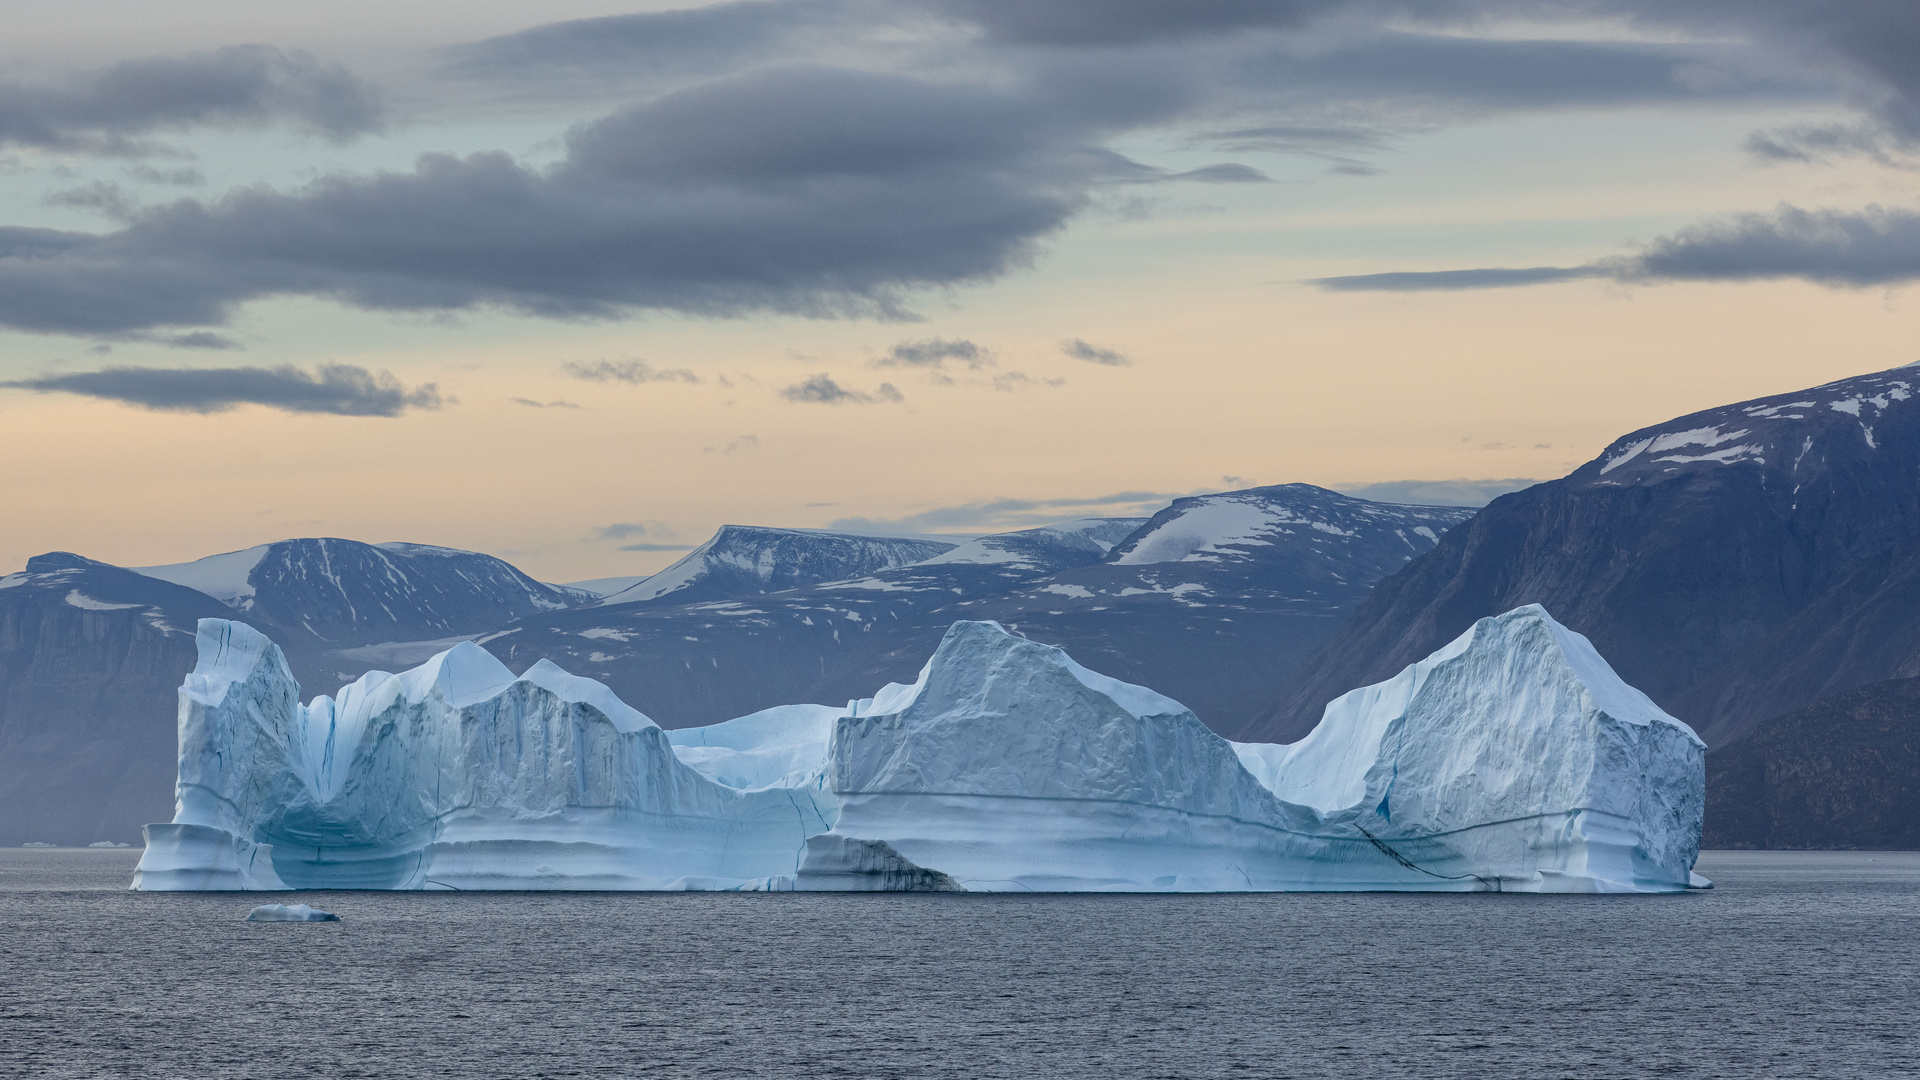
[134,606,1704,892]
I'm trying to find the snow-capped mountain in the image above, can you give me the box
[0,553,235,846]
[1259,364,1920,749]
[3,539,595,844]
[482,486,1474,731]
[135,537,588,644]
[600,526,957,606]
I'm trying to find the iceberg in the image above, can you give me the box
[134,606,1704,893]
[133,620,833,891]
[246,903,339,922]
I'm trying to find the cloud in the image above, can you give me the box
[990,371,1065,391]
[1313,205,1920,291]
[1059,338,1130,365]
[560,359,700,383]
[123,165,206,187]
[0,45,383,154]
[715,434,760,454]
[779,373,904,404]
[594,521,696,550]
[830,489,1179,533]
[7,2,1914,339]
[593,522,665,540]
[0,363,442,416]
[874,337,991,369]
[1632,204,1920,286]
[0,65,1102,337]
[512,397,580,408]
[1334,477,1540,506]
[1312,266,1604,291]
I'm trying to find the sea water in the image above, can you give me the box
[1,849,1914,1078]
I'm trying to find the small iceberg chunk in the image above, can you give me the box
[245,903,339,922]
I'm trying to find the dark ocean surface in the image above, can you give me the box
[1,849,1914,1079]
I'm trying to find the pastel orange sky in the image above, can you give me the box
[2,2,1916,582]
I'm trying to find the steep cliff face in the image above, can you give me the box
[1705,677,1920,850]
[1253,366,1920,747]
[0,554,235,845]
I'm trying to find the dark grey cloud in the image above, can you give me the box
[0,65,1098,337]
[6,1,1916,339]
[779,373,904,404]
[0,363,442,416]
[560,359,700,383]
[875,338,990,369]
[1315,205,1920,291]
[1060,338,1130,365]
[0,45,382,154]
[1635,204,1920,285]
[619,542,698,551]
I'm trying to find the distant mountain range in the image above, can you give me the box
[0,486,1467,845]
[482,488,1473,731]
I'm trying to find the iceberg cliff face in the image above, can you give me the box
[136,606,1703,892]
[134,620,832,891]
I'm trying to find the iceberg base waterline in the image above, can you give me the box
[134,607,1705,893]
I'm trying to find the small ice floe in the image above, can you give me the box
[245,904,339,922]
[21,842,54,848]
[88,841,131,848]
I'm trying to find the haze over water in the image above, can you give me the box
[2,849,1914,1079]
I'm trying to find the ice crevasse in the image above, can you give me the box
[133,605,1706,893]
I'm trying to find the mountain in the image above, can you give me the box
[135,538,587,645]
[1251,365,1920,747]
[483,487,1473,731]
[1704,676,1920,850]
[916,518,1143,572]
[599,526,956,606]
[3,539,595,845]
[0,553,235,846]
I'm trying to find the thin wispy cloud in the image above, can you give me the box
[0,364,443,416]
[560,360,700,384]
[512,397,580,409]
[873,338,991,370]
[1335,478,1541,507]
[830,490,1182,533]
[1313,205,1920,292]
[592,521,693,551]
[779,374,904,405]
[1059,338,1130,366]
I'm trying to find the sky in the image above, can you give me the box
[3,0,1919,583]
